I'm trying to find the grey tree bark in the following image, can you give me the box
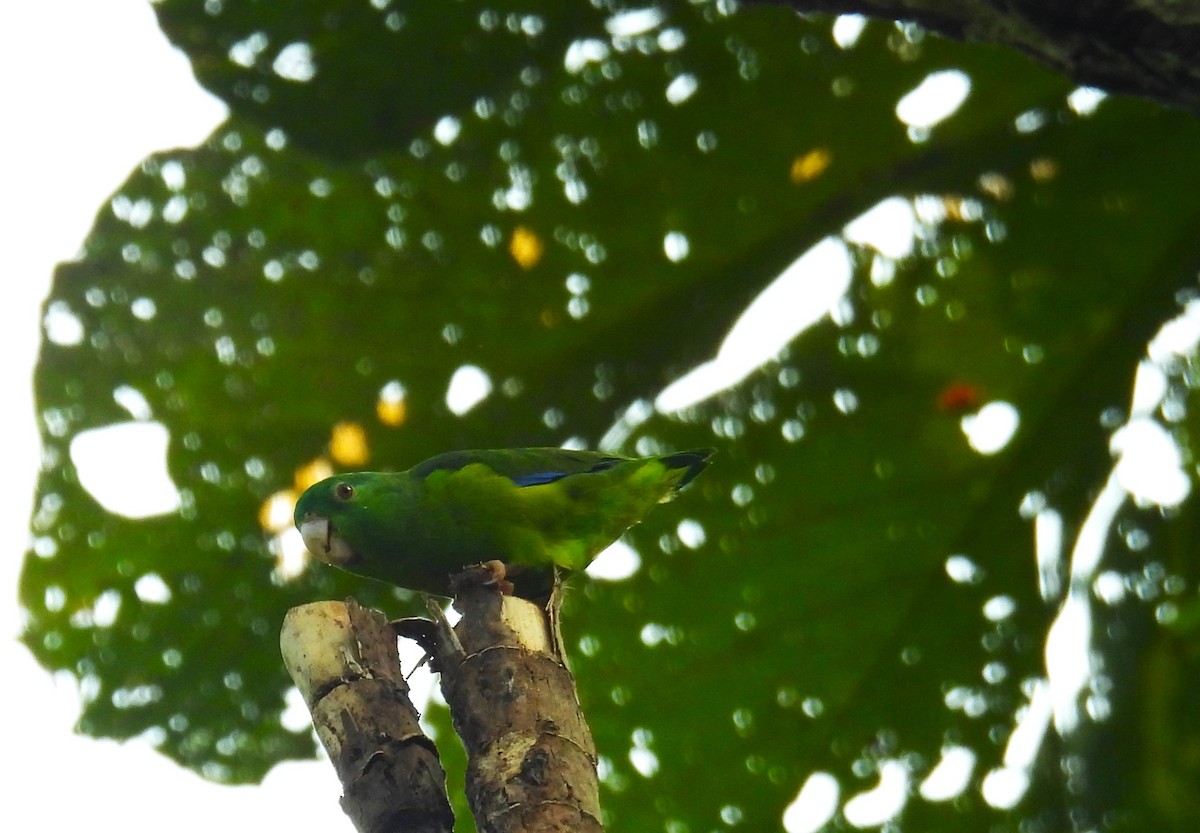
[426,581,604,833]
[280,599,455,833]
[282,578,602,833]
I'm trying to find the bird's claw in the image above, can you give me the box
[451,559,515,596]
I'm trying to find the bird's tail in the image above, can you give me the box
[660,448,716,492]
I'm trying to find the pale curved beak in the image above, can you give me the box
[298,514,358,567]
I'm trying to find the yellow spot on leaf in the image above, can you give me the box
[790,148,832,183]
[1029,158,1058,182]
[941,196,969,222]
[510,226,544,269]
[978,172,1014,201]
[377,382,408,427]
[331,421,369,466]
[377,396,407,427]
[295,457,334,491]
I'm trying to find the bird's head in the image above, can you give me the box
[293,474,372,568]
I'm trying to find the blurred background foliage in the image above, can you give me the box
[20,0,1200,830]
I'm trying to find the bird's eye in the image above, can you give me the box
[334,482,354,501]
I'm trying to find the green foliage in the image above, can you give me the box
[21,0,1200,829]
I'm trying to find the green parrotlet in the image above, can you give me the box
[294,447,714,598]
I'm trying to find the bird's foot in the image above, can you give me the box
[451,559,515,596]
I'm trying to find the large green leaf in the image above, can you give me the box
[21,0,1200,829]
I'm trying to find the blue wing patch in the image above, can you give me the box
[510,471,569,487]
[509,456,623,487]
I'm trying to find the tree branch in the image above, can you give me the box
[429,579,603,833]
[280,599,454,833]
[748,0,1200,116]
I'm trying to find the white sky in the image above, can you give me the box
[0,2,352,829]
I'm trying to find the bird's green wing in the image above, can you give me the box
[408,447,628,486]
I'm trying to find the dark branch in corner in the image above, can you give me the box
[746,0,1200,117]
